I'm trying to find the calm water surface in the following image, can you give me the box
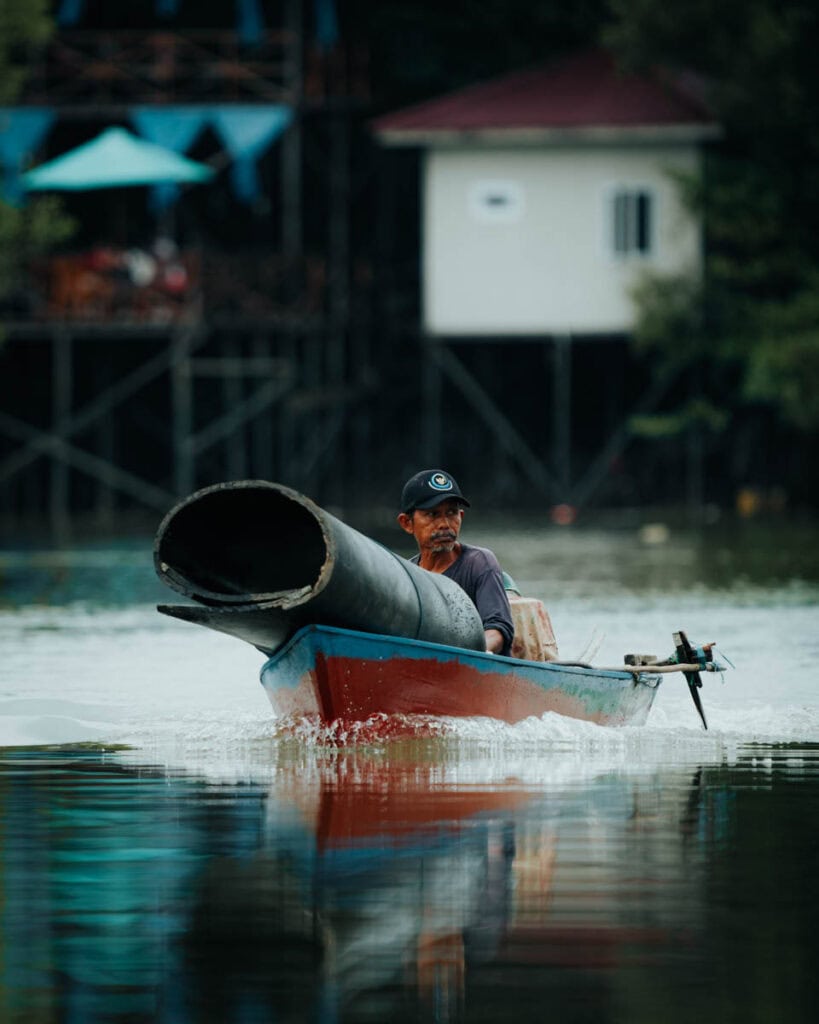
[1,520,818,1022]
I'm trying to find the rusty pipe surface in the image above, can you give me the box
[154,480,485,655]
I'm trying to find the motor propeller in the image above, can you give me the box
[673,630,710,730]
[620,632,731,729]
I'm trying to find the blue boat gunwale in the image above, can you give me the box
[260,622,655,687]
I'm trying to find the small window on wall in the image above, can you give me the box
[469,180,524,224]
[612,188,653,256]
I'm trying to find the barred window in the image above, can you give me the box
[612,189,653,256]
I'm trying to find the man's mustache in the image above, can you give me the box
[431,531,456,542]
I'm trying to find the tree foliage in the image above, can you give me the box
[0,0,53,104]
[359,0,610,108]
[0,0,73,320]
[604,0,819,432]
[0,197,75,299]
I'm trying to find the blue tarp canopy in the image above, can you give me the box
[21,127,214,191]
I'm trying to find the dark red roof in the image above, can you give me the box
[372,50,716,137]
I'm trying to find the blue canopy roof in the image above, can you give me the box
[21,127,214,191]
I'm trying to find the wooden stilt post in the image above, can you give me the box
[552,334,572,502]
[252,332,273,480]
[94,358,115,530]
[278,329,296,484]
[686,367,705,523]
[327,107,350,502]
[51,328,72,543]
[282,0,303,269]
[172,327,194,497]
[277,0,303,492]
[423,335,442,464]
[223,333,246,480]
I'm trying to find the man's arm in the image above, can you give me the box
[484,628,506,654]
[444,545,514,655]
[472,560,514,656]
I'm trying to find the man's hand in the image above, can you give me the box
[484,628,505,654]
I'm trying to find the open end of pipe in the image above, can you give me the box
[155,484,328,603]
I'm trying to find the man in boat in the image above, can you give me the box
[398,469,514,656]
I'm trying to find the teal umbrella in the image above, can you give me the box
[21,126,214,191]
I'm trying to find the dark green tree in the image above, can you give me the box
[605,0,819,444]
[0,0,53,103]
[359,0,609,108]
[0,0,74,328]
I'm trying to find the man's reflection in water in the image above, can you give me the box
[177,760,704,1023]
[179,762,523,1022]
[181,841,517,1022]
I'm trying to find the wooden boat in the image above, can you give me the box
[259,622,662,728]
[154,481,725,732]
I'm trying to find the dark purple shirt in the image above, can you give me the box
[412,543,514,656]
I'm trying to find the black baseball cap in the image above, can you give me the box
[400,469,471,513]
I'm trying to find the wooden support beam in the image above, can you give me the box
[298,408,346,482]
[0,324,204,486]
[422,335,442,464]
[326,109,351,500]
[278,332,298,482]
[50,330,72,542]
[431,343,558,498]
[223,335,246,479]
[282,0,303,262]
[189,357,289,376]
[189,375,293,458]
[172,328,194,497]
[94,359,115,529]
[0,410,174,511]
[552,334,572,500]
[251,335,273,480]
[571,367,677,509]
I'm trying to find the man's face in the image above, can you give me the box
[398,499,464,553]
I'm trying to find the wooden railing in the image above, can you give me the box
[19,30,369,106]
[24,30,298,104]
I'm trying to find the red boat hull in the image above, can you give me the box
[260,625,659,728]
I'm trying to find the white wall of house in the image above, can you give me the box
[422,143,703,336]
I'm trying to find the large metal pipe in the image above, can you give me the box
[154,480,485,655]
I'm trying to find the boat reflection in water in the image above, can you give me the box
[181,750,713,1023]
[3,745,741,1023]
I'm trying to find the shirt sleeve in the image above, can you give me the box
[471,560,515,656]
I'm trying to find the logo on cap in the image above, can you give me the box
[428,472,453,492]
